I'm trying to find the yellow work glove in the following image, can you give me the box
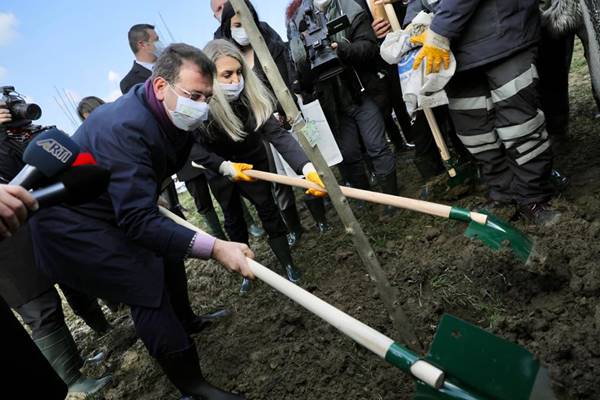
[219,161,256,182]
[411,29,450,75]
[303,164,327,197]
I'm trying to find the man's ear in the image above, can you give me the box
[153,77,168,101]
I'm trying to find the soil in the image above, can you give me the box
[65,42,600,399]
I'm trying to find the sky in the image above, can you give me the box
[0,0,289,134]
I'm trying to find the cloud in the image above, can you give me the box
[0,13,18,46]
[108,70,120,83]
[0,66,6,80]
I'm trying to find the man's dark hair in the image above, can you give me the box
[77,96,105,121]
[151,43,216,83]
[128,24,155,54]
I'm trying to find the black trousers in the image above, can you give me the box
[447,46,554,204]
[14,288,65,340]
[208,163,287,245]
[185,174,215,215]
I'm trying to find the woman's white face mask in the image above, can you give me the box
[231,27,250,46]
[313,0,332,11]
[219,76,245,102]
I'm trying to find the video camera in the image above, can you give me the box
[289,1,350,82]
[1,86,42,129]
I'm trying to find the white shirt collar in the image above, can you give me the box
[135,60,154,72]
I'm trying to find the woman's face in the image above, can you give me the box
[230,14,242,29]
[215,56,243,85]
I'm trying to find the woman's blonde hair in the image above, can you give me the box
[203,39,275,142]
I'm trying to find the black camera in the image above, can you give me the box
[1,86,42,127]
[289,1,350,82]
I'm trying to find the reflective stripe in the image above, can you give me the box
[449,96,494,111]
[491,64,539,103]
[516,130,549,153]
[497,109,545,146]
[516,141,551,165]
[470,141,503,154]
[458,131,497,147]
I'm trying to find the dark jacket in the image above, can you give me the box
[426,0,541,71]
[189,102,309,177]
[119,61,152,94]
[29,84,197,307]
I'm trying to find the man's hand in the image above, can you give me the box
[0,184,39,240]
[411,29,451,75]
[0,106,11,125]
[372,18,391,39]
[211,239,256,279]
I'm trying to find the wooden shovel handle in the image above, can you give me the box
[243,170,487,224]
[423,107,457,178]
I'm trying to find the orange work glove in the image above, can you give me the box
[219,161,256,182]
[410,29,450,75]
[303,164,327,197]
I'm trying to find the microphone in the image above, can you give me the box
[9,128,81,189]
[31,165,111,209]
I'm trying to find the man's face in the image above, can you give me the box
[154,59,214,114]
[138,29,160,60]
[211,0,226,21]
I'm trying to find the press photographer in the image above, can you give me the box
[287,0,399,206]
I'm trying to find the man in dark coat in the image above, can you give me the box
[120,24,161,95]
[406,0,560,225]
[30,43,254,400]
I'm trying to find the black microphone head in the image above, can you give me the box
[60,165,111,205]
[23,128,80,178]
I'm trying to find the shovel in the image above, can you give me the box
[160,206,556,400]
[241,169,533,263]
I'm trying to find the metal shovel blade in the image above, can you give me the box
[464,213,533,263]
[413,314,557,400]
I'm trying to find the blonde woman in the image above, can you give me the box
[190,39,325,293]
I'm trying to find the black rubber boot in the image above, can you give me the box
[157,346,245,400]
[183,309,232,335]
[281,206,303,247]
[78,302,112,336]
[303,195,329,233]
[377,171,400,215]
[34,325,112,397]
[202,210,227,240]
[414,156,445,181]
[268,236,300,283]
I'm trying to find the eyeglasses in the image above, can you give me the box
[168,82,212,103]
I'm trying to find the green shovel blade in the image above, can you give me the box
[420,314,553,400]
[464,213,533,263]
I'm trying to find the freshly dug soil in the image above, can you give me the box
[65,42,600,399]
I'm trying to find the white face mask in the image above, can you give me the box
[166,85,209,131]
[219,76,245,102]
[231,27,250,46]
[153,40,165,58]
[313,0,332,11]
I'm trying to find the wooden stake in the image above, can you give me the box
[229,0,422,351]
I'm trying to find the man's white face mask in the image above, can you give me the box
[165,84,209,131]
[313,0,333,12]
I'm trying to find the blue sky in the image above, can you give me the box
[0,1,288,134]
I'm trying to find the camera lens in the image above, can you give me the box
[12,103,42,121]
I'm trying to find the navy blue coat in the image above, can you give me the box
[30,84,197,307]
[407,0,541,71]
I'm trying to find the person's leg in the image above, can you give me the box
[59,284,111,336]
[130,289,244,399]
[336,106,371,190]
[486,46,558,224]
[208,176,249,244]
[410,110,445,180]
[238,177,300,283]
[447,69,514,203]
[353,97,398,197]
[185,175,227,240]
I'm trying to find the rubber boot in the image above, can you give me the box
[303,195,329,233]
[377,171,399,215]
[157,346,245,400]
[201,209,227,240]
[268,236,300,283]
[241,201,264,238]
[281,206,303,247]
[414,156,445,181]
[34,325,112,397]
[78,302,112,336]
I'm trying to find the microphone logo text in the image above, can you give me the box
[37,139,73,164]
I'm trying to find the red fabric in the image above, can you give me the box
[72,152,97,166]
